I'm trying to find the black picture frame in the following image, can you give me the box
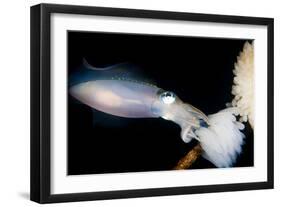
[30,3,274,204]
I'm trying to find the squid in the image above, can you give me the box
[70,60,247,168]
[69,61,209,143]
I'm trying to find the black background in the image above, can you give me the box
[67,31,253,175]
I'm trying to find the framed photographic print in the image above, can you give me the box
[30,3,274,203]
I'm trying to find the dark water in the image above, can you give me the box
[67,31,254,175]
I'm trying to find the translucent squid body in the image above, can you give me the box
[69,61,209,143]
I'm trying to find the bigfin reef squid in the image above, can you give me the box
[69,59,209,143]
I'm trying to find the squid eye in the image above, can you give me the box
[160,91,176,104]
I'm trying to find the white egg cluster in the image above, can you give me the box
[231,42,254,128]
[195,108,245,168]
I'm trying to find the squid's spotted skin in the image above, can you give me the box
[69,61,209,143]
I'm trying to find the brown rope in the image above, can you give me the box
[173,144,202,170]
